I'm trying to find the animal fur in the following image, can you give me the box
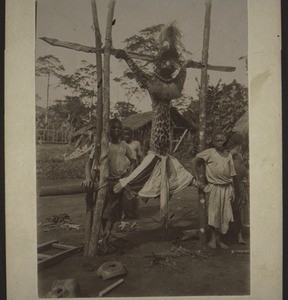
[158,22,182,50]
[149,68,187,100]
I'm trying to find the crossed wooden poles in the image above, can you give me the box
[39,37,235,73]
[40,0,234,256]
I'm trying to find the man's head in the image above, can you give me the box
[123,127,133,143]
[109,118,123,140]
[212,130,227,151]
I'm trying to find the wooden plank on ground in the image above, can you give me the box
[39,184,85,197]
[38,182,104,197]
[38,253,52,260]
[37,240,58,252]
[38,246,83,271]
[52,243,76,250]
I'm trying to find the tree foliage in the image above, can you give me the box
[112,101,140,119]
[183,79,248,149]
[59,60,97,100]
[36,55,66,127]
[36,58,99,130]
[36,55,65,77]
[47,96,94,130]
[124,24,165,56]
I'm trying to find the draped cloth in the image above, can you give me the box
[119,151,194,224]
[119,151,193,198]
[204,183,234,234]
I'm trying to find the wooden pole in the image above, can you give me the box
[83,0,104,256]
[39,37,236,72]
[198,0,212,246]
[45,72,50,128]
[88,0,116,256]
[39,37,155,62]
[98,279,124,297]
[160,156,169,228]
[173,129,188,153]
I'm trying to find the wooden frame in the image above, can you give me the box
[37,240,82,271]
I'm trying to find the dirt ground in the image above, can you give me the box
[37,178,250,298]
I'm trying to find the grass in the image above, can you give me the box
[37,144,87,180]
[36,143,195,181]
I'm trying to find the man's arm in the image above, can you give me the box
[114,49,151,89]
[191,156,205,189]
[81,145,99,189]
[81,158,94,189]
[183,59,202,69]
[125,144,137,172]
[191,157,202,180]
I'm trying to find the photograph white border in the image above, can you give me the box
[5,0,282,299]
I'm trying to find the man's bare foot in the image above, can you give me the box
[208,240,217,249]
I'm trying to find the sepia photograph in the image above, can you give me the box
[35,0,250,297]
[5,0,282,299]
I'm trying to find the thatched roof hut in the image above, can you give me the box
[122,107,195,131]
[65,107,197,159]
[121,111,152,131]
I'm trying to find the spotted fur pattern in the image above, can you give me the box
[150,99,171,155]
[124,55,187,156]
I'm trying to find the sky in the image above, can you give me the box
[36,0,248,112]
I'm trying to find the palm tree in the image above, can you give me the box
[36,55,65,127]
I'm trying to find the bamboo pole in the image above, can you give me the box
[198,0,212,246]
[88,0,116,256]
[83,0,104,256]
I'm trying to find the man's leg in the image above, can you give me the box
[208,226,217,249]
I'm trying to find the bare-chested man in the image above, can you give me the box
[123,127,143,167]
[122,127,143,219]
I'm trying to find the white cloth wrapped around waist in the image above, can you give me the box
[204,182,234,234]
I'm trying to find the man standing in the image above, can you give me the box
[82,119,136,252]
[123,127,143,167]
[122,127,143,219]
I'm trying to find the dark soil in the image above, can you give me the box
[37,144,250,297]
[37,184,250,297]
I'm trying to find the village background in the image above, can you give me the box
[5,0,282,298]
[35,0,250,297]
[36,0,248,178]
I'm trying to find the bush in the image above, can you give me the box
[37,144,88,180]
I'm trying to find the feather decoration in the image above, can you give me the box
[158,22,182,49]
